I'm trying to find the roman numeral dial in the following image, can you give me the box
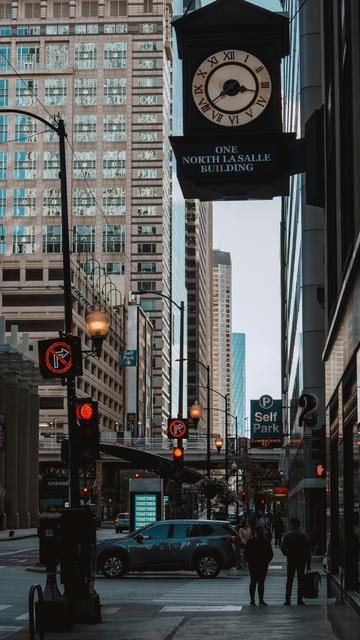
[191,49,272,127]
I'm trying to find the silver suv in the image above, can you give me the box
[97,519,241,579]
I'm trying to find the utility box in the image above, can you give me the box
[129,478,163,531]
[38,513,63,568]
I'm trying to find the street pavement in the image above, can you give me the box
[0,538,359,639]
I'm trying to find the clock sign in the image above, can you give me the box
[192,49,272,128]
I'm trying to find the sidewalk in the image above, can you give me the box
[0,528,37,541]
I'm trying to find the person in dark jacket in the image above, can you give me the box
[272,514,285,547]
[281,517,311,605]
[244,525,273,606]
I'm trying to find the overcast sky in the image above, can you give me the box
[201,0,283,416]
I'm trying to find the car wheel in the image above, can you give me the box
[195,553,221,578]
[101,553,128,578]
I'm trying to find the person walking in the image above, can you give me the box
[272,514,285,547]
[281,517,311,606]
[236,517,253,569]
[244,525,273,606]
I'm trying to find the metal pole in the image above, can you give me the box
[235,417,239,519]
[58,119,80,508]
[224,394,229,519]
[177,301,184,419]
[206,365,211,519]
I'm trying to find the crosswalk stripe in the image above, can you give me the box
[160,605,243,612]
[0,606,12,612]
[0,626,22,639]
[14,613,28,621]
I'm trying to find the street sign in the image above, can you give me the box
[127,413,136,433]
[250,395,283,447]
[167,418,188,440]
[0,413,5,452]
[38,337,83,379]
[120,349,137,367]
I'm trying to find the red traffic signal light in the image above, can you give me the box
[76,401,95,421]
[172,446,184,461]
[82,486,89,494]
[135,472,140,478]
[315,463,326,478]
[107,496,113,504]
[76,398,99,464]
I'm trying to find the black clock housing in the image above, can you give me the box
[173,0,289,136]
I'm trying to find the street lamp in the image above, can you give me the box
[215,434,224,454]
[86,303,110,357]
[189,401,203,423]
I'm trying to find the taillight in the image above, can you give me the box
[225,535,238,542]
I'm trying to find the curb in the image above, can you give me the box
[0,533,37,541]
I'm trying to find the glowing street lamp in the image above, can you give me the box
[86,303,110,357]
[215,434,224,454]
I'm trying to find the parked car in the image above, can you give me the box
[114,513,130,533]
[97,519,242,579]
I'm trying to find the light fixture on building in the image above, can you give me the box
[86,303,110,357]
[215,434,223,454]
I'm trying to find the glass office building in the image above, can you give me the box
[232,333,245,437]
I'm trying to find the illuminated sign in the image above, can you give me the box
[38,337,83,379]
[134,493,158,530]
[167,418,188,439]
[250,395,283,447]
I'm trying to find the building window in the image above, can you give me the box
[81,1,97,17]
[138,225,156,235]
[24,2,40,18]
[12,225,35,254]
[0,151,7,179]
[44,78,67,105]
[17,45,40,71]
[104,77,126,104]
[137,205,156,216]
[103,187,125,215]
[103,150,125,178]
[0,3,11,19]
[14,151,37,179]
[138,243,156,254]
[73,187,96,216]
[104,22,127,33]
[104,41,127,68]
[73,151,96,179]
[0,224,5,253]
[105,262,125,274]
[103,114,126,141]
[138,58,157,69]
[137,280,156,291]
[0,45,10,70]
[141,299,156,311]
[43,188,61,216]
[102,224,125,253]
[53,2,69,18]
[136,186,157,197]
[0,115,7,143]
[46,24,69,35]
[46,43,69,70]
[0,26,11,36]
[135,150,156,160]
[138,131,158,142]
[73,225,95,253]
[15,78,37,106]
[137,168,157,179]
[74,114,96,142]
[137,113,158,124]
[139,94,158,106]
[75,42,97,69]
[42,225,62,253]
[17,25,40,36]
[74,78,96,105]
[137,262,156,273]
[44,151,60,179]
[138,77,157,88]
[75,23,98,34]
[0,188,6,216]
[138,41,157,52]
[143,23,154,33]
[13,188,36,217]
[143,0,153,12]
[15,115,37,143]
[110,1,127,16]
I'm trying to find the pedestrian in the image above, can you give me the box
[281,517,311,606]
[272,514,285,547]
[244,525,273,606]
[236,517,253,569]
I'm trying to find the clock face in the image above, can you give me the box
[192,49,272,127]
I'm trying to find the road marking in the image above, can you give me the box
[102,607,121,616]
[0,548,37,557]
[14,614,28,621]
[160,605,242,612]
[0,567,5,570]
[0,606,12,612]
[269,565,283,569]
[0,626,23,639]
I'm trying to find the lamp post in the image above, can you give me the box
[85,304,110,357]
[215,434,224,454]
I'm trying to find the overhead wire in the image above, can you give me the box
[289,0,309,24]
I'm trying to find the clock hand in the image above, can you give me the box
[238,85,256,93]
[212,90,226,103]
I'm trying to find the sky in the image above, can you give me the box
[201,0,284,414]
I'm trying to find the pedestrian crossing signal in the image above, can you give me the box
[315,463,325,478]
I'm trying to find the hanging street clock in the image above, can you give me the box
[170,0,299,201]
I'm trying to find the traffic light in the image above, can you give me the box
[76,398,100,464]
[172,446,184,462]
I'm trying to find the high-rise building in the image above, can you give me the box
[212,249,231,439]
[231,332,245,436]
[281,0,325,551]
[186,199,213,437]
[0,0,179,437]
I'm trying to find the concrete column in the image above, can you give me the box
[17,381,30,528]
[0,371,6,529]
[28,383,39,527]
